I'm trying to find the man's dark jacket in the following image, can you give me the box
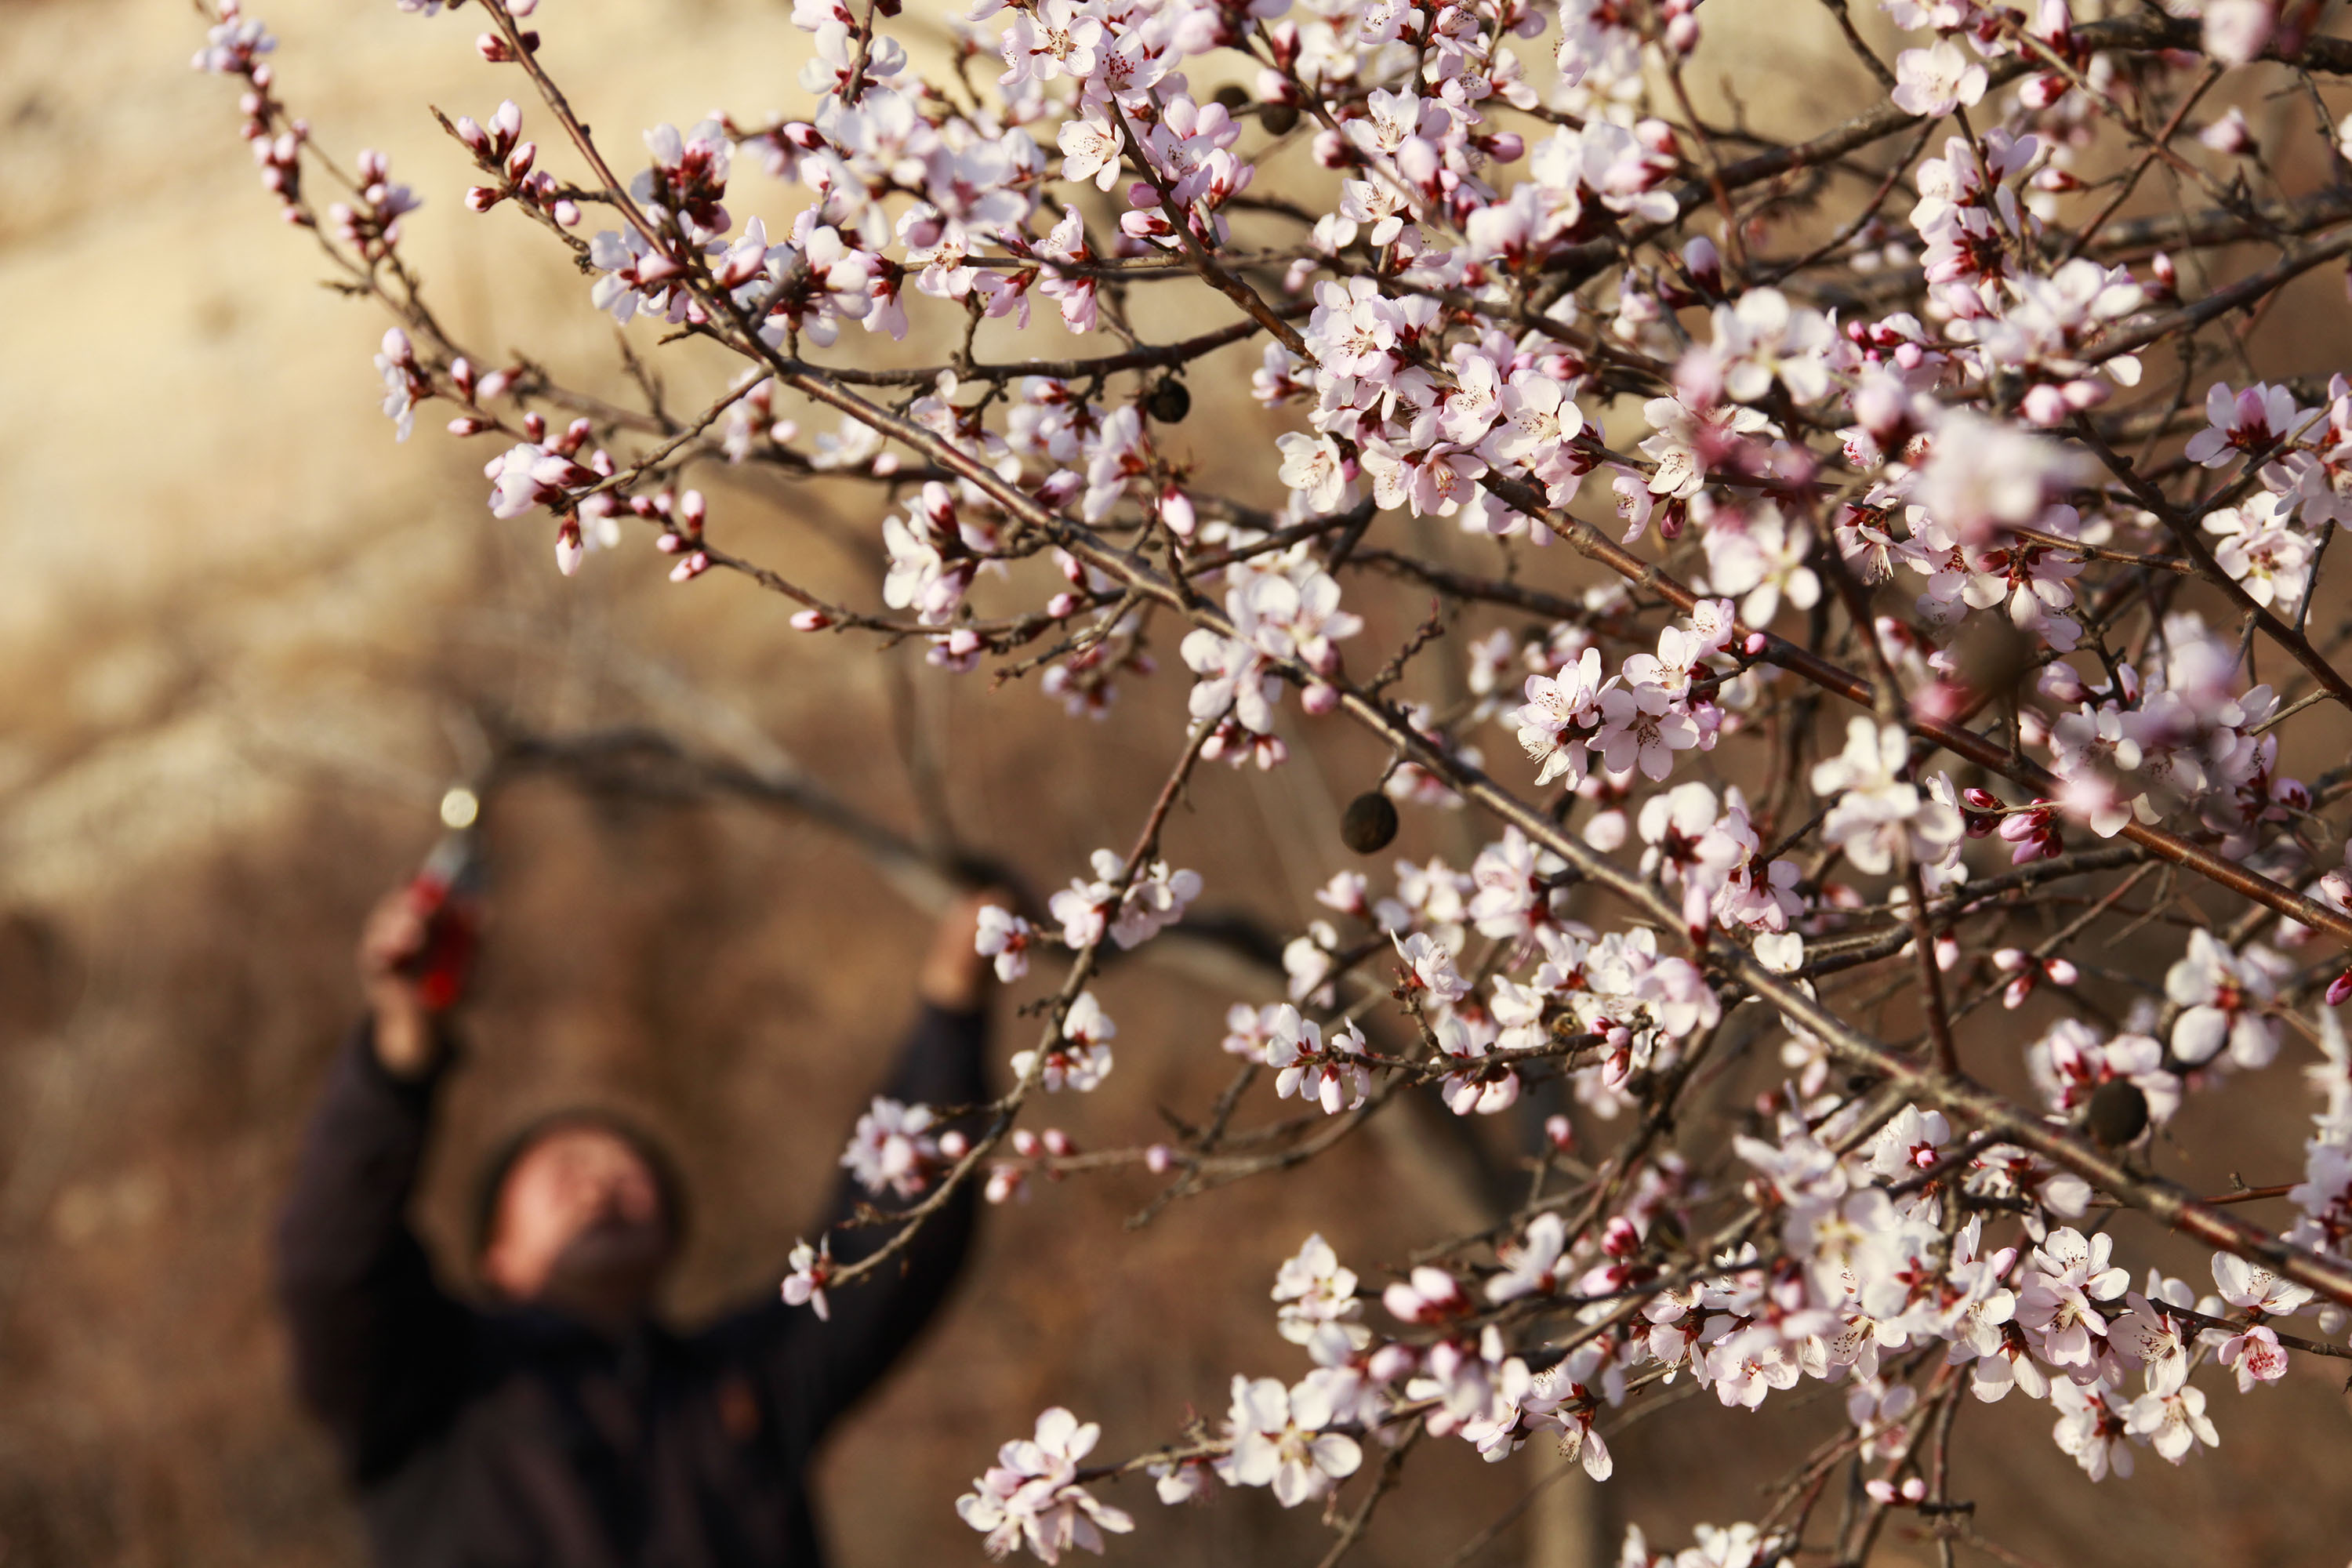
[275,1004,986,1568]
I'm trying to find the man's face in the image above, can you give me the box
[481,1126,673,1321]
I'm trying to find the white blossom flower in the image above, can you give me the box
[1392,930,1472,1004]
[1809,718,1962,877]
[1273,1233,1372,1351]
[2016,1227,2128,1368]
[956,1408,1136,1563]
[781,1237,831,1320]
[840,1097,939,1200]
[2050,1377,2134,1480]
[1912,411,2087,545]
[1890,42,1987,120]
[1218,1375,1363,1507]
[2216,1322,2289,1391]
[2164,931,2285,1069]
[1591,681,1699,782]
[976,905,1035,982]
[1711,289,1834,405]
[1012,993,1116,1092]
[2202,491,2314,613]
[2125,1383,2219,1465]
[2210,1250,2314,1317]
[2185,380,2307,467]
[1486,1213,1567,1303]
[1263,1006,1371,1114]
[1276,432,1349,513]
[1515,647,1606,787]
[2202,0,2276,67]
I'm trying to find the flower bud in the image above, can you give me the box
[790,609,831,632]
[1682,234,1722,293]
[2199,111,2254,155]
[1159,485,1195,536]
[2062,377,2109,410]
[2020,383,2069,426]
[1582,809,1628,852]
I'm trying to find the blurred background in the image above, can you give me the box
[5,1,2352,1563]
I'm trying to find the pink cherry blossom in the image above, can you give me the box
[956,1408,1135,1563]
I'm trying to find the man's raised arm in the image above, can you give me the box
[718,890,1003,1445]
[274,889,475,1483]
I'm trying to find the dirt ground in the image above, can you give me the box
[6,1,2352,1564]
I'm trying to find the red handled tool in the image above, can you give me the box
[401,786,487,1011]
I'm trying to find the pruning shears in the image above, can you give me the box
[400,783,488,1011]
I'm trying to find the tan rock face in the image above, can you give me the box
[8,3,2352,1566]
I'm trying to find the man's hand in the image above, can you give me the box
[358,887,445,1079]
[916,887,1014,1013]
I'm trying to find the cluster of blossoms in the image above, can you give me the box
[209,0,2352,1559]
[956,1408,1136,1564]
[1049,851,1203,950]
[841,1096,956,1200]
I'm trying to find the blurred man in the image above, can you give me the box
[276,878,1000,1568]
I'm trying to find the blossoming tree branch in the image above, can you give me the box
[202,0,2352,1559]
